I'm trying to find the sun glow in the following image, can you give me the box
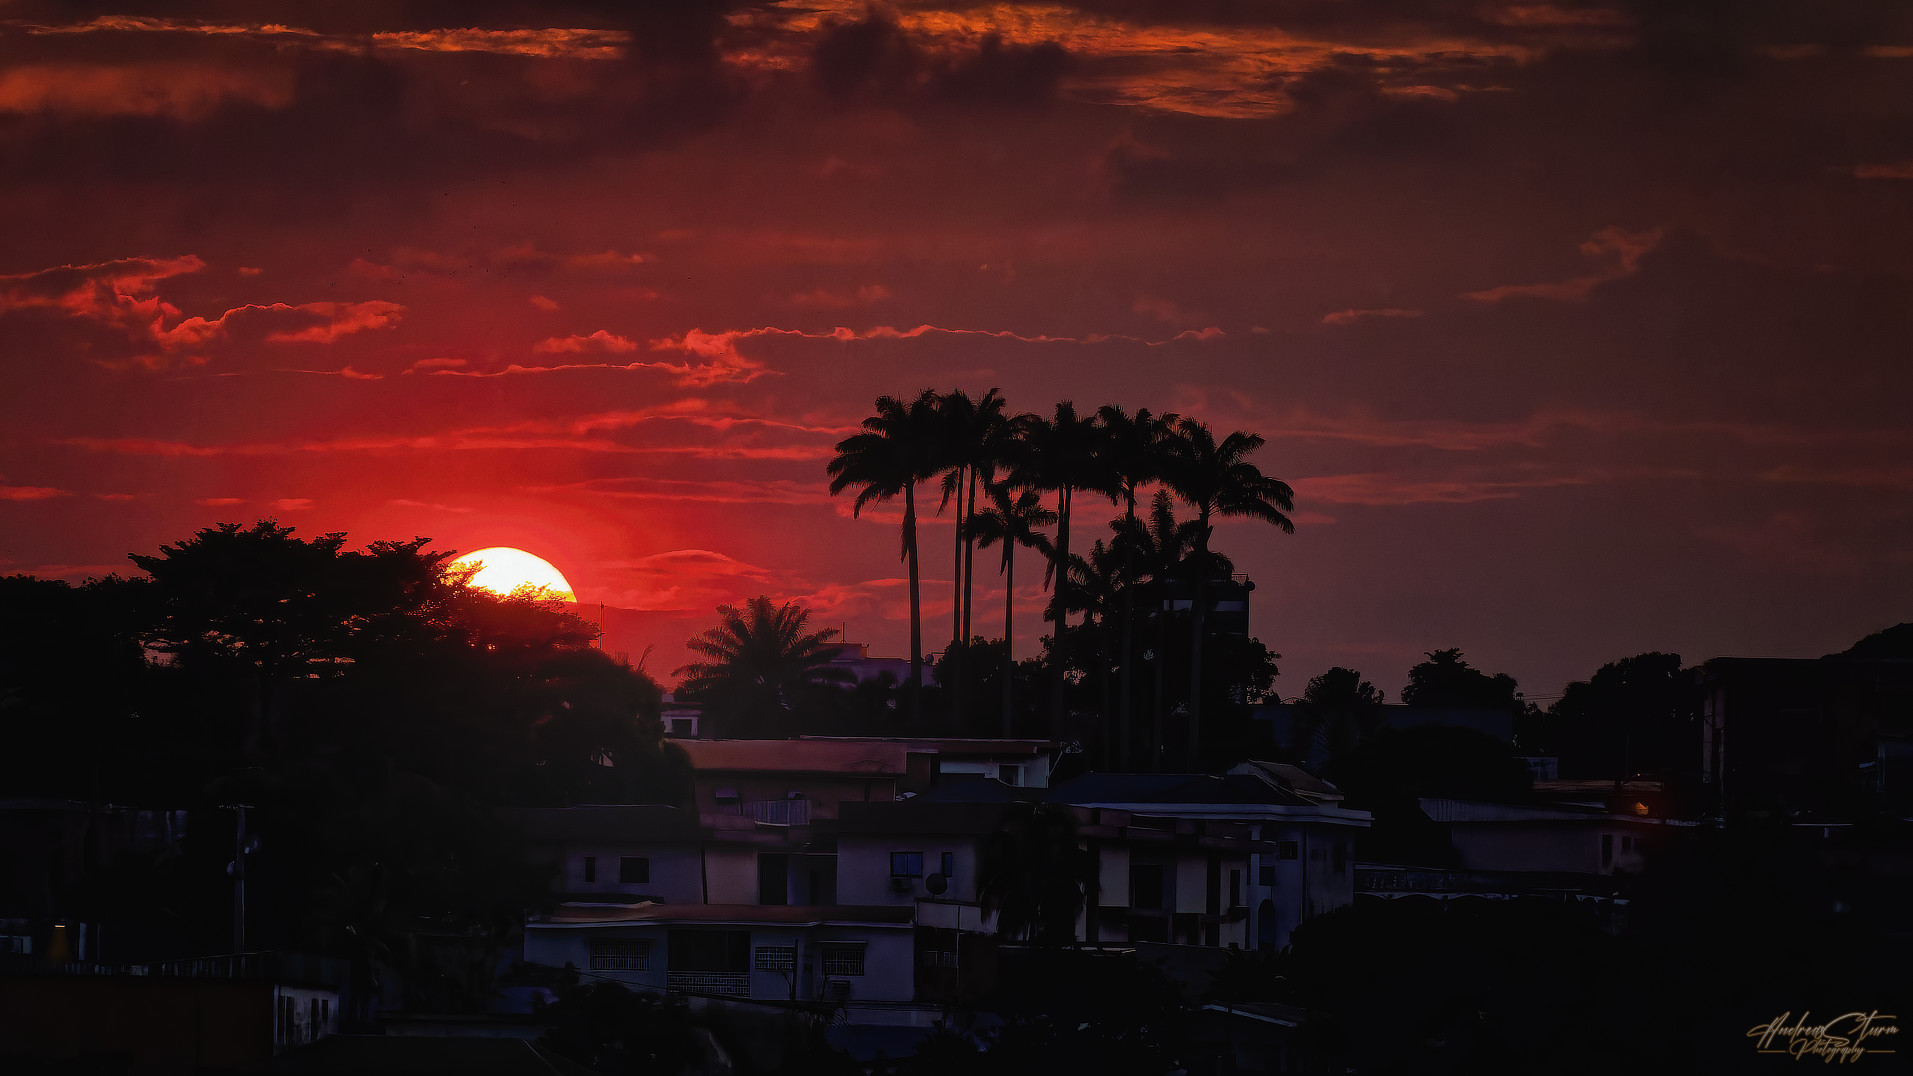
[451,547,577,601]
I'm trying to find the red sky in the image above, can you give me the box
[4,0,1913,699]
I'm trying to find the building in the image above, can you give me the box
[1052,766,1373,950]
[0,951,343,1072]
[521,903,917,1014]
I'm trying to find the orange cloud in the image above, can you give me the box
[264,301,407,344]
[0,484,70,501]
[534,330,640,354]
[1466,226,1664,303]
[0,62,295,120]
[1322,307,1424,326]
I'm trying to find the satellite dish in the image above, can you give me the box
[925,873,949,895]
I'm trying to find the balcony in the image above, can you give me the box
[735,799,811,826]
[666,971,751,997]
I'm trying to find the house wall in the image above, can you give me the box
[692,775,895,820]
[523,923,915,1004]
[563,846,704,902]
[1448,822,1647,875]
[836,836,981,905]
[524,924,669,992]
[1246,821,1360,949]
[703,847,761,904]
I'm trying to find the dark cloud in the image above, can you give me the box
[811,9,1068,108]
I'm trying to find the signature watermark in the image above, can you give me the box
[1748,1011,1899,1063]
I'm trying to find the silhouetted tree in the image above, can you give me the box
[977,802,1093,945]
[969,482,1056,735]
[1013,402,1113,736]
[674,596,853,738]
[828,391,941,723]
[1161,419,1294,766]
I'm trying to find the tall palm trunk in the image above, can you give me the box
[963,468,978,643]
[1186,514,1211,767]
[1117,496,1138,771]
[905,482,923,725]
[1003,544,1015,737]
[1048,485,1072,738]
[949,464,966,725]
[1151,590,1168,773]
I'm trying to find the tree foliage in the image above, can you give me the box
[674,595,852,738]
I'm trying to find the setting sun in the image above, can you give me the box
[451,547,577,602]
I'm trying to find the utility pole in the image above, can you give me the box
[225,804,253,955]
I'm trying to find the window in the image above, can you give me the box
[755,946,795,973]
[1229,869,1242,908]
[320,999,329,1030]
[583,856,597,883]
[620,857,650,884]
[670,718,692,736]
[997,764,1020,785]
[590,940,652,971]
[1276,841,1299,860]
[1130,864,1165,910]
[821,944,866,976]
[1332,841,1347,874]
[891,851,923,877]
[1258,865,1276,887]
[1601,834,1614,868]
[940,851,954,878]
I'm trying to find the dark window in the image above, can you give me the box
[940,851,954,878]
[891,851,923,877]
[1258,865,1276,887]
[998,764,1020,784]
[667,930,750,972]
[1230,869,1242,908]
[1276,841,1299,861]
[621,856,649,884]
[759,853,789,905]
[1129,916,1169,943]
[670,719,692,736]
[590,940,651,971]
[821,944,866,976]
[1601,834,1614,867]
[1332,841,1347,874]
[1130,864,1165,910]
[583,856,597,883]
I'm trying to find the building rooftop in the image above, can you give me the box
[1051,772,1317,808]
[535,903,915,927]
[796,735,1051,758]
[679,738,916,775]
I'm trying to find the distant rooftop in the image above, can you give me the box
[1050,772,1317,808]
[679,738,914,775]
[537,902,914,927]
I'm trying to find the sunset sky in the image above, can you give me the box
[4,0,1912,699]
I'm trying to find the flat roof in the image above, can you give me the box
[680,739,915,775]
[534,903,915,927]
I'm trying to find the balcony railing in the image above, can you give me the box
[736,799,811,826]
[666,971,751,997]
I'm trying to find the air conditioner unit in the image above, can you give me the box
[889,876,914,894]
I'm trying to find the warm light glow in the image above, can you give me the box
[451,547,577,601]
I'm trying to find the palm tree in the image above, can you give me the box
[1094,406,1177,770]
[969,482,1056,735]
[977,802,1094,946]
[1013,403,1113,735]
[1065,538,1125,768]
[828,392,940,722]
[673,596,853,737]
[1113,490,1229,771]
[932,388,1014,725]
[1161,419,1294,767]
